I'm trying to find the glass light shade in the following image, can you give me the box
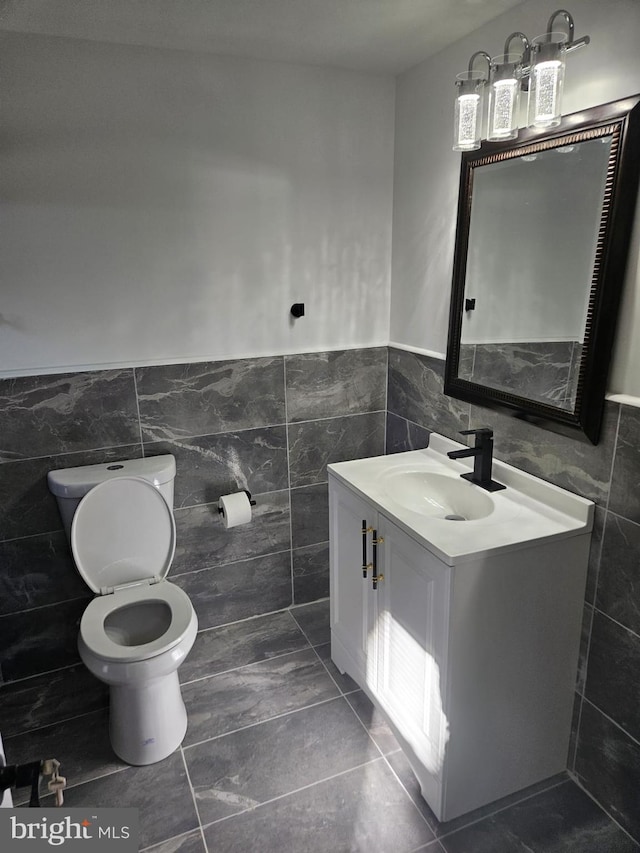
[453,71,486,151]
[487,53,523,141]
[528,32,567,128]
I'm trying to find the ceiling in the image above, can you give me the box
[0,0,527,75]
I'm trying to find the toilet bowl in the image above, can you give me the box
[47,458,197,766]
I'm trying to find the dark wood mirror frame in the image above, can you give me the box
[444,94,640,444]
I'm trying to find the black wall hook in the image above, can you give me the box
[290,303,305,318]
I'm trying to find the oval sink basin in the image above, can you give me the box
[380,470,495,521]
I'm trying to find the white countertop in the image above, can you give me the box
[328,433,594,566]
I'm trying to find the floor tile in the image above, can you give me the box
[203,758,434,853]
[142,829,206,853]
[182,647,339,745]
[6,709,125,804]
[44,753,198,850]
[180,611,308,683]
[290,599,330,645]
[184,696,380,825]
[438,779,638,852]
[5,593,634,852]
[385,750,572,840]
[346,690,400,754]
[314,642,359,693]
[384,749,441,833]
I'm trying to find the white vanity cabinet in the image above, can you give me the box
[328,448,592,823]
[330,480,450,810]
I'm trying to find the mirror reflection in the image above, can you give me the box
[458,135,612,411]
[445,94,640,444]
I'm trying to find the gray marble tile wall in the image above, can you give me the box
[0,348,387,730]
[387,345,640,844]
[458,341,581,411]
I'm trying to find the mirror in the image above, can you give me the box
[444,95,640,444]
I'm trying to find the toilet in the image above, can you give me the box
[47,456,198,766]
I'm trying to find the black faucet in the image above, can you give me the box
[447,428,506,492]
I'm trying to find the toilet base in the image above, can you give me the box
[109,671,187,765]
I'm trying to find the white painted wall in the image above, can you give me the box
[391,0,640,398]
[0,33,395,375]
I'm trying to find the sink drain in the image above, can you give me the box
[444,514,466,521]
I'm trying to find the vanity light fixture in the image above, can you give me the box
[486,45,526,141]
[453,9,589,150]
[453,52,490,151]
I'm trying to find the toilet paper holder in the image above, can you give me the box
[217,489,257,513]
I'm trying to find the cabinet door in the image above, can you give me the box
[329,479,375,685]
[372,516,450,781]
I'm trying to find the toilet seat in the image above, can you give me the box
[72,475,192,663]
[71,476,176,594]
[80,581,194,662]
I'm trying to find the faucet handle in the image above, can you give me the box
[459,428,493,440]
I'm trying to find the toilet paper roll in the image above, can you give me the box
[219,491,253,529]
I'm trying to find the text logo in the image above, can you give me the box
[0,809,138,851]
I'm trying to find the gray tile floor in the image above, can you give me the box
[5,600,639,852]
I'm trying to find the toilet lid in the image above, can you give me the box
[71,476,176,595]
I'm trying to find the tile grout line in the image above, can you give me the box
[180,644,314,688]
[376,750,439,839]
[568,769,640,847]
[572,599,596,772]
[282,355,296,607]
[4,608,320,737]
[409,838,447,853]
[434,775,571,844]
[182,693,346,753]
[604,402,622,518]
[0,440,145,467]
[0,394,388,474]
[308,641,353,696]
[131,367,145,457]
[139,828,204,853]
[579,694,640,748]
[571,404,622,771]
[328,676,441,843]
[341,691,386,761]
[3,706,110,743]
[170,545,293,579]
[0,592,91,620]
[384,345,389,454]
[178,745,210,853]
[198,755,385,832]
[590,604,640,642]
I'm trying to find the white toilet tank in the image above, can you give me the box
[47,455,176,540]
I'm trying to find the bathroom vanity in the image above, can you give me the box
[328,433,593,821]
